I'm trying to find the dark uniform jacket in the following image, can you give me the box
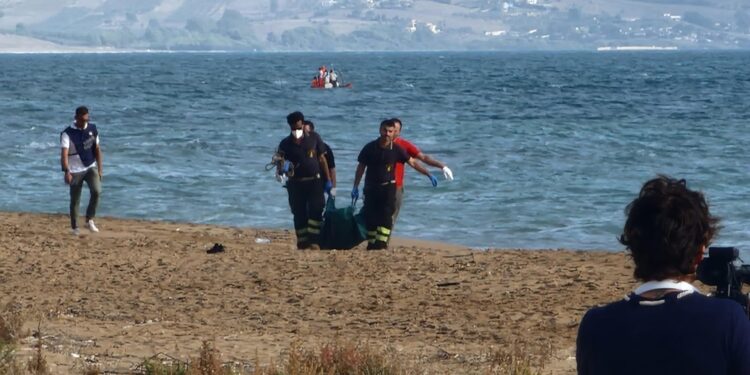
[357,140,409,188]
[278,133,327,179]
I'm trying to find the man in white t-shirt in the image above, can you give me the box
[60,106,103,235]
[329,69,338,87]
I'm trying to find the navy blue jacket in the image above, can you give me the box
[62,124,99,168]
[577,292,750,375]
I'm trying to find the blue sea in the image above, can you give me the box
[2,51,750,252]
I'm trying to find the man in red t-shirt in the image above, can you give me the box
[392,118,454,226]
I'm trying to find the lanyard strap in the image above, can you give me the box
[634,280,698,295]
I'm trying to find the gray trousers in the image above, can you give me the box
[69,168,101,229]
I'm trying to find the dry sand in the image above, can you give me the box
[0,212,639,374]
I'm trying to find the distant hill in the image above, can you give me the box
[0,0,748,51]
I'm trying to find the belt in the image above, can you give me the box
[380,180,396,186]
[290,174,321,182]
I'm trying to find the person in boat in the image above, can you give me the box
[318,66,327,87]
[311,66,326,88]
[329,68,338,88]
[576,175,750,375]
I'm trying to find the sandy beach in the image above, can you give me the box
[0,211,637,374]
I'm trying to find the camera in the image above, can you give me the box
[696,246,750,316]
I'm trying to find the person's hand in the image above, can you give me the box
[442,166,454,181]
[98,169,103,181]
[324,180,333,195]
[428,174,438,187]
[351,187,359,201]
[276,173,288,184]
[64,171,72,185]
[329,188,337,197]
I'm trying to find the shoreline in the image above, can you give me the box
[0,211,634,374]
[0,209,481,251]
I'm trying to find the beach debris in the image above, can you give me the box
[436,281,461,287]
[443,253,474,258]
[207,243,225,254]
[436,348,454,360]
[255,238,271,244]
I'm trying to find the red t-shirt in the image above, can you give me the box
[394,137,421,187]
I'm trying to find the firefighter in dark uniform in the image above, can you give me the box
[277,111,332,250]
[352,119,432,250]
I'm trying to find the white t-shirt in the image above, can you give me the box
[61,123,100,173]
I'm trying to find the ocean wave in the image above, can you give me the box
[24,141,57,150]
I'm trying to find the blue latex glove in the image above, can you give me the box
[351,187,359,201]
[428,174,438,187]
[324,180,333,194]
[282,161,291,174]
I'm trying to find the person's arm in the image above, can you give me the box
[406,158,431,178]
[406,157,437,187]
[94,138,103,179]
[416,151,453,180]
[415,152,445,169]
[60,133,72,185]
[61,147,72,185]
[275,143,286,175]
[319,154,331,182]
[576,310,594,375]
[326,146,337,187]
[351,163,365,201]
[353,163,365,189]
[315,135,331,182]
[729,305,750,375]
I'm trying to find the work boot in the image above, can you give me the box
[371,240,388,250]
[297,241,310,250]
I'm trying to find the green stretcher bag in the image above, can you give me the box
[320,197,367,250]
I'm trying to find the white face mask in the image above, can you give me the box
[292,129,304,139]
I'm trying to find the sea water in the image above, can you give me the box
[1,51,749,252]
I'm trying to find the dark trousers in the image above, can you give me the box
[287,178,325,248]
[69,167,101,229]
[363,183,396,250]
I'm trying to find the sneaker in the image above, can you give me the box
[86,220,99,233]
[70,228,80,236]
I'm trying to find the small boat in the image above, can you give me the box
[311,66,351,89]
[311,81,352,89]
